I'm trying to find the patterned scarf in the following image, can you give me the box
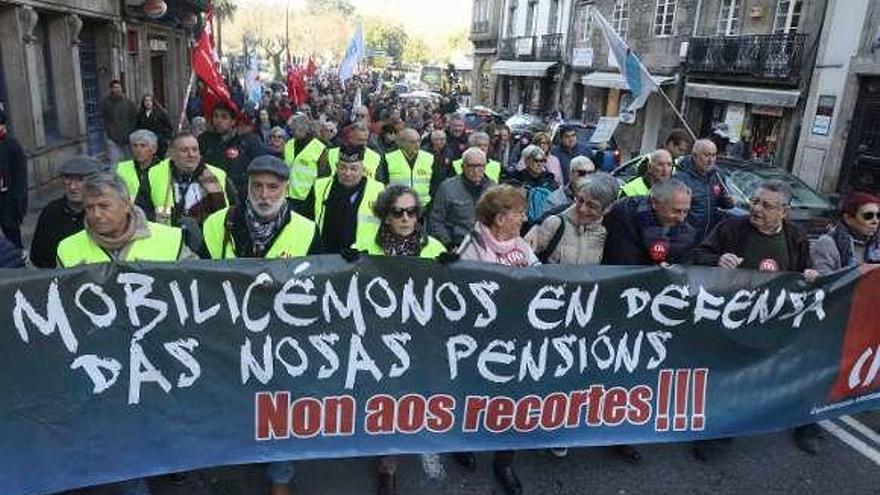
[244,199,289,256]
[378,223,422,256]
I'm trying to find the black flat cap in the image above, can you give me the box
[58,156,104,176]
[247,155,290,180]
[339,145,365,163]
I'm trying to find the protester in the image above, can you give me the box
[518,131,562,186]
[352,184,445,257]
[201,155,321,259]
[302,145,384,253]
[456,183,536,495]
[538,156,596,219]
[284,114,330,202]
[117,130,162,213]
[266,127,288,157]
[56,172,196,267]
[100,79,138,167]
[143,132,235,234]
[427,129,455,196]
[504,144,558,227]
[429,147,495,250]
[256,108,274,142]
[674,139,734,243]
[602,179,697,265]
[488,123,513,170]
[445,114,468,160]
[377,128,435,206]
[327,122,382,179]
[526,172,617,265]
[551,125,592,184]
[0,233,23,268]
[190,116,208,138]
[621,149,674,197]
[135,94,173,157]
[811,191,880,273]
[0,109,28,247]
[453,131,502,183]
[198,102,265,200]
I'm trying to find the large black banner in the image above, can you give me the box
[1,257,878,494]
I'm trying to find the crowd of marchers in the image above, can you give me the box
[0,71,878,495]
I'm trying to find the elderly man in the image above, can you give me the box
[198,102,264,200]
[602,179,697,265]
[694,180,817,278]
[621,149,674,197]
[427,130,454,196]
[302,145,384,254]
[284,114,330,201]
[552,125,593,184]
[327,123,382,180]
[117,129,162,209]
[143,132,235,229]
[202,155,321,260]
[674,139,734,243]
[56,173,196,267]
[452,132,502,183]
[445,114,468,160]
[429,147,495,250]
[378,128,435,206]
[30,157,103,268]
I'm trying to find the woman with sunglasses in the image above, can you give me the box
[515,131,562,186]
[811,191,880,273]
[505,145,560,228]
[350,184,444,495]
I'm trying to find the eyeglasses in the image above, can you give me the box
[463,161,486,168]
[572,169,593,177]
[533,158,547,163]
[575,196,603,211]
[750,197,787,211]
[390,206,419,219]
[861,211,879,221]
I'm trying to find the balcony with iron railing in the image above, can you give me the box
[685,33,807,85]
[470,20,498,43]
[499,33,563,62]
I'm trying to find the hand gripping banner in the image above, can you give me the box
[1,257,878,494]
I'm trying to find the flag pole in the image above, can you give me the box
[655,84,697,142]
[178,68,197,132]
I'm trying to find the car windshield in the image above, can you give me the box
[724,167,831,209]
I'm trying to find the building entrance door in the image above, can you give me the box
[840,77,880,194]
[151,55,166,106]
[79,24,105,156]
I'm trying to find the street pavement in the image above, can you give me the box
[65,411,879,495]
[27,189,878,495]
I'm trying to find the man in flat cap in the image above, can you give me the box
[30,156,103,268]
[201,155,322,259]
[302,144,385,254]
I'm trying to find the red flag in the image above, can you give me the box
[287,65,309,107]
[306,57,317,78]
[192,6,237,120]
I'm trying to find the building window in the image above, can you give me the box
[773,0,803,34]
[612,0,630,38]
[548,0,560,33]
[506,1,517,37]
[35,15,59,141]
[573,2,593,47]
[716,0,741,36]
[525,0,537,36]
[653,0,676,37]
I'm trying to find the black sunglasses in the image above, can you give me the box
[861,211,879,221]
[572,169,593,177]
[390,206,419,219]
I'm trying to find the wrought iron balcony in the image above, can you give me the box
[499,33,563,62]
[472,20,490,34]
[686,33,807,84]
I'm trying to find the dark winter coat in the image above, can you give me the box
[601,196,698,265]
[0,134,28,227]
[30,198,85,269]
[673,155,735,243]
[100,95,138,145]
[692,216,812,272]
[198,130,265,199]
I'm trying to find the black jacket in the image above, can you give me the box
[30,198,85,268]
[136,107,173,154]
[0,235,23,268]
[0,135,28,226]
[602,196,698,265]
[692,216,812,271]
[198,130,265,198]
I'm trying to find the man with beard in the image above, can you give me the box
[201,155,321,259]
[30,156,103,268]
[198,102,265,201]
[284,114,330,202]
[302,145,384,254]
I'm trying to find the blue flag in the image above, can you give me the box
[592,9,658,112]
[339,24,364,86]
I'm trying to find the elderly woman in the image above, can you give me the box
[811,191,880,273]
[352,184,446,258]
[517,131,562,186]
[265,126,288,158]
[454,184,535,495]
[526,172,618,265]
[505,145,559,226]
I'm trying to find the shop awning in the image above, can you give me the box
[684,83,801,108]
[491,61,557,77]
[580,72,675,90]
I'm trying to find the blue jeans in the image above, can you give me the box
[267,461,295,485]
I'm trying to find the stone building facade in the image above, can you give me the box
[470,0,505,106]
[0,0,203,199]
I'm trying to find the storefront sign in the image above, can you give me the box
[590,116,620,143]
[811,95,837,136]
[149,37,168,52]
[724,104,746,142]
[572,48,594,68]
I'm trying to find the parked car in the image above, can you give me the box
[456,107,505,133]
[550,121,621,171]
[611,157,836,238]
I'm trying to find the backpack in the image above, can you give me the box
[535,214,566,263]
[526,186,554,224]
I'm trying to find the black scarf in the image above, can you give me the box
[378,223,422,256]
[244,199,289,257]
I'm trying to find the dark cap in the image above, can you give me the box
[338,145,365,163]
[247,155,289,180]
[58,156,104,176]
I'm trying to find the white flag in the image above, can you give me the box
[592,9,658,112]
[339,24,365,86]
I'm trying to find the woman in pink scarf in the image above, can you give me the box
[453,184,536,495]
[457,184,539,268]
